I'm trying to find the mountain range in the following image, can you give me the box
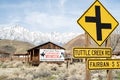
[0,25,80,45]
[0,25,120,55]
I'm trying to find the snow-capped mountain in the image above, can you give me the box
[0,25,80,45]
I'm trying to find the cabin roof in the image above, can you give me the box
[28,41,65,51]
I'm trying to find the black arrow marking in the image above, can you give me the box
[41,52,45,57]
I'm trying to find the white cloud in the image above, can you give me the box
[0,1,31,9]
[60,0,67,7]
[8,16,21,24]
[24,12,75,30]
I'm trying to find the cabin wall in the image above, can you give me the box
[28,42,65,64]
[33,49,39,61]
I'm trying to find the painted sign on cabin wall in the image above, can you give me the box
[39,49,65,61]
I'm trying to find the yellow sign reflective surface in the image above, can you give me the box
[73,48,111,58]
[88,59,120,70]
[77,0,119,46]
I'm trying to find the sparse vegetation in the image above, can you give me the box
[1,60,23,68]
[0,61,120,80]
[0,75,8,80]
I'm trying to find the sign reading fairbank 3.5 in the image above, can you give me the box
[77,0,119,46]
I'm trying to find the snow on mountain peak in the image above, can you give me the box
[0,25,80,45]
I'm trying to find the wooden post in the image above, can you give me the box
[28,54,29,62]
[33,50,34,61]
[25,55,26,62]
[105,37,112,80]
[107,70,112,80]
[38,49,40,62]
[85,32,91,80]
[66,60,69,69]
[30,51,32,61]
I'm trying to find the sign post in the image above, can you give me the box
[85,32,91,80]
[105,38,112,80]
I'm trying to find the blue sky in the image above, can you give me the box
[0,0,119,33]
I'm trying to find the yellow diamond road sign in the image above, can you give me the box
[77,0,119,46]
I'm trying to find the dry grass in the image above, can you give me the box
[0,61,120,80]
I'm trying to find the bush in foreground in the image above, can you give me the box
[0,61,120,80]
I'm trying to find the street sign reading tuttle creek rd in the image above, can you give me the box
[73,48,111,58]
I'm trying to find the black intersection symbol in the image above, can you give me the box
[85,6,111,41]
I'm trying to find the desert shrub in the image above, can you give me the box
[33,75,57,80]
[36,62,53,78]
[56,72,68,80]
[116,71,120,80]
[0,75,8,80]
[13,72,20,77]
[0,61,3,67]
[6,77,26,80]
[12,61,23,68]
[91,70,106,80]
[22,63,31,68]
[23,68,35,76]
[1,61,24,68]
[68,63,84,75]
[67,74,82,80]
[1,63,8,68]
[2,60,11,68]
[34,63,61,80]
[0,62,107,80]
[48,75,57,80]
[69,66,77,75]
[25,74,34,80]
[57,65,66,74]
[47,63,59,71]
[66,63,86,80]
[0,60,9,68]
[33,69,51,79]
[60,63,66,68]
[38,62,48,69]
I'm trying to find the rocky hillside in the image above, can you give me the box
[63,34,85,55]
[0,39,34,55]
[64,34,120,55]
